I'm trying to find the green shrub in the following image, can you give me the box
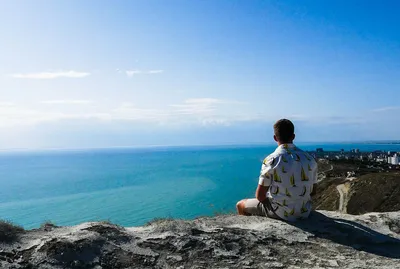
[0,220,25,242]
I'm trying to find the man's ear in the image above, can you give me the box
[292,134,296,141]
[273,135,278,142]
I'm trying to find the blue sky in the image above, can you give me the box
[0,0,399,149]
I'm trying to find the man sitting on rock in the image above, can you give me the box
[236,119,318,221]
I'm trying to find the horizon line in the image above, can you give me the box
[1,140,399,153]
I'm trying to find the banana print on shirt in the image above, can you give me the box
[290,174,296,187]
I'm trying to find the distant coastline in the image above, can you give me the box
[360,141,400,145]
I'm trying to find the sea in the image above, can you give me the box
[0,143,399,229]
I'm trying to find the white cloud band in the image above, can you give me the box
[125,70,164,77]
[10,71,90,79]
[41,100,93,105]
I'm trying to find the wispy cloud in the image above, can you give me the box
[111,102,168,121]
[0,104,107,127]
[41,100,93,105]
[170,98,222,115]
[169,98,247,118]
[147,70,164,74]
[10,70,90,79]
[289,114,367,125]
[0,102,15,107]
[0,98,247,127]
[372,106,400,112]
[125,70,164,77]
[109,98,248,125]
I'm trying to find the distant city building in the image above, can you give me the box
[309,148,397,167]
[390,154,399,165]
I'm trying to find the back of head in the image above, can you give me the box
[274,119,295,144]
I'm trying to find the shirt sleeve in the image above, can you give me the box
[313,162,318,184]
[258,156,274,186]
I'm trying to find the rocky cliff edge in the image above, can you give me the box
[1,210,400,269]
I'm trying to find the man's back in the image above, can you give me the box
[260,144,318,221]
[236,119,318,221]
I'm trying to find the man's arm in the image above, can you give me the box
[256,184,269,202]
[258,156,274,202]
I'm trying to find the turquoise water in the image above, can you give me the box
[0,143,399,229]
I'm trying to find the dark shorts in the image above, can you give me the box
[243,198,281,219]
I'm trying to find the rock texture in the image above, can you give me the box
[1,211,400,269]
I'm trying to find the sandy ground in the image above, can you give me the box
[336,182,351,213]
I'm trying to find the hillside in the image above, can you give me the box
[313,158,400,214]
[347,172,400,214]
[1,211,399,268]
[312,177,343,211]
[313,174,400,214]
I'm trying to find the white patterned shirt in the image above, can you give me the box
[259,144,318,221]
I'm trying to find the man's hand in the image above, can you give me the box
[255,184,269,202]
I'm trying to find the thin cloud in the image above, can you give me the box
[111,102,168,121]
[173,98,246,106]
[170,98,221,115]
[10,70,90,79]
[0,98,248,128]
[111,99,248,125]
[125,70,164,77]
[41,100,93,105]
[290,115,367,125]
[0,102,15,107]
[170,98,247,116]
[372,106,400,112]
[148,70,164,74]
[184,98,222,104]
[126,70,142,76]
[0,104,107,127]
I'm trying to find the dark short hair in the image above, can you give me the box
[273,119,295,143]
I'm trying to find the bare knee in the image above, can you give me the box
[236,199,247,215]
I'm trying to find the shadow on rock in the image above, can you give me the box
[290,211,400,259]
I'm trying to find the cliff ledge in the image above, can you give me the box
[1,210,400,269]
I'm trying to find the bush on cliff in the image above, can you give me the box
[0,220,24,242]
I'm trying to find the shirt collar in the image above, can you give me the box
[277,143,296,151]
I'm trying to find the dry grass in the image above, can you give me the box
[98,219,123,229]
[145,217,175,226]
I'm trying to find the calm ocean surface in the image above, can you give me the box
[0,143,399,229]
